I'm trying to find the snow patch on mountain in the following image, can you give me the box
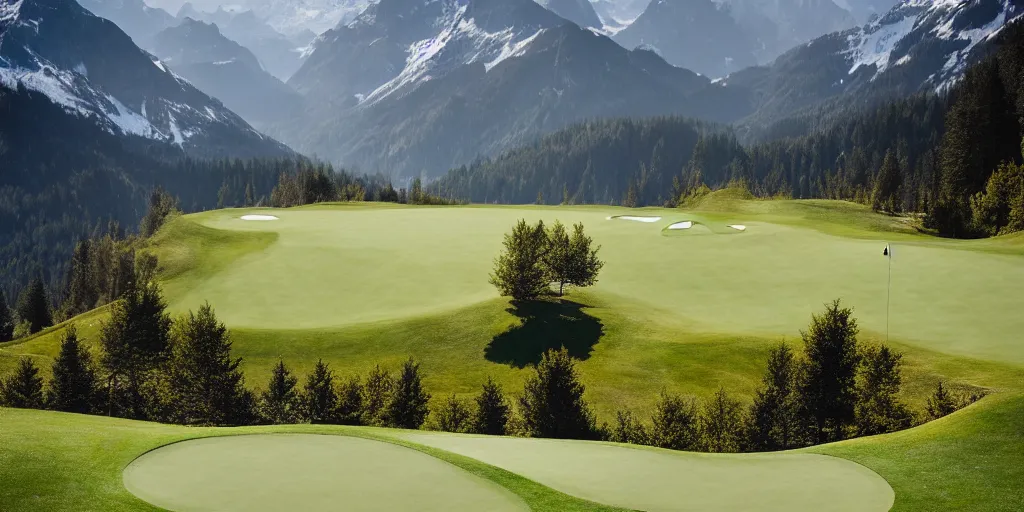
[362,4,547,103]
[847,11,918,74]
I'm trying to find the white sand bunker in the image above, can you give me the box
[612,216,662,223]
[668,221,693,230]
[241,215,279,221]
[728,225,747,231]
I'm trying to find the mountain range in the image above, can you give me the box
[0,0,291,158]
[281,0,750,175]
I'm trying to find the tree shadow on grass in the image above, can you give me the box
[485,299,604,368]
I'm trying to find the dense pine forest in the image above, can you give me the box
[435,24,1024,239]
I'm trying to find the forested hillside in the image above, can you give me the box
[436,22,1024,239]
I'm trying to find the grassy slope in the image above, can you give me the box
[1,197,1022,510]
[0,408,626,512]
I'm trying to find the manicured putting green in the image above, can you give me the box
[401,433,894,512]
[122,434,527,512]
[172,205,1024,364]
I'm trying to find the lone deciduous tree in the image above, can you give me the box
[490,220,549,302]
[543,222,604,296]
[0,357,45,409]
[261,360,300,425]
[472,377,510,435]
[46,325,99,414]
[798,299,861,443]
[519,348,596,439]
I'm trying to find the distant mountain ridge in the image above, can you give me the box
[279,0,750,176]
[0,0,292,158]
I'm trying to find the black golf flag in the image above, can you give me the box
[883,244,890,257]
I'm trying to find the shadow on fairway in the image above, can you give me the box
[485,299,604,368]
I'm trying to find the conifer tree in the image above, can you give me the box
[490,220,549,301]
[166,304,251,426]
[856,345,914,436]
[99,280,172,419]
[612,409,649,445]
[926,381,960,419]
[336,375,364,425]
[472,377,510,435]
[361,365,393,426]
[261,360,300,425]
[433,393,471,433]
[386,358,430,429]
[798,300,861,443]
[747,342,801,451]
[301,359,337,424]
[519,348,596,439]
[873,150,903,214]
[0,357,45,409]
[63,240,98,317]
[46,325,98,414]
[0,292,13,343]
[16,277,52,334]
[700,388,745,453]
[649,391,699,450]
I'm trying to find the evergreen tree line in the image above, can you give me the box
[434,25,1024,239]
[1,294,982,449]
[268,169,464,208]
[607,300,982,452]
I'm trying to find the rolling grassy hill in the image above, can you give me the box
[2,195,1022,510]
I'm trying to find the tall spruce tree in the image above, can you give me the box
[855,344,914,436]
[16,277,52,334]
[99,280,172,419]
[386,358,431,429]
[166,304,251,426]
[612,409,650,445]
[873,150,903,214]
[0,357,45,409]
[361,365,393,426]
[63,240,98,317]
[798,300,862,443]
[0,292,13,342]
[302,360,338,424]
[747,342,801,451]
[261,360,300,424]
[490,220,550,301]
[336,375,364,426]
[472,377,510,435]
[700,388,745,453]
[519,348,597,439]
[649,391,699,450]
[926,381,960,419]
[46,325,98,414]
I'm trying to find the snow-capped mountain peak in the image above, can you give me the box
[844,0,1021,89]
[0,0,290,157]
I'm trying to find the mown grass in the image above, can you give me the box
[1,197,1022,510]
[0,408,628,512]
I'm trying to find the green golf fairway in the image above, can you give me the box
[401,433,894,512]
[170,204,1024,364]
[123,434,527,512]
